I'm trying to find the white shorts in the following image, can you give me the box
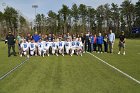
[65,48,71,54]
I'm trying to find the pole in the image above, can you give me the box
[32,5,38,32]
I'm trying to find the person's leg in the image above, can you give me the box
[111,43,114,53]
[123,43,125,55]
[82,43,85,53]
[85,42,87,52]
[101,44,103,53]
[97,44,100,53]
[88,42,91,52]
[8,45,11,57]
[12,45,16,56]
[91,44,93,52]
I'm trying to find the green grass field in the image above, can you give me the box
[0,39,140,93]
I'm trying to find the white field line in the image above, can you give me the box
[0,58,29,80]
[87,52,140,84]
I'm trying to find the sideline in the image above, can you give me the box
[0,58,29,80]
[87,52,140,84]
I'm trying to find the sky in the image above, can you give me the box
[0,0,138,21]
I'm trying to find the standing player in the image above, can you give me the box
[37,39,45,57]
[43,39,51,56]
[108,29,115,53]
[29,39,37,56]
[20,39,29,58]
[118,31,126,55]
[75,38,83,56]
[51,39,58,56]
[71,37,76,56]
[58,38,65,56]
[65,38,71,55]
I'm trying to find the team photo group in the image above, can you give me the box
[6,29,125,58]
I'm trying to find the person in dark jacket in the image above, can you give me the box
[6,31,17,57]
[103,34,108,53]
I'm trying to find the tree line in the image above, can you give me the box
[0,0,140,39]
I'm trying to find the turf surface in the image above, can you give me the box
[0,39,140,93]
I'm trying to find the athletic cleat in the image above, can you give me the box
[118,52,120,55]
[27,55,29,58]
[20,54,22,57]
[123,52,125,55]
[48,54,50,56]
[56,54,58,56]
[62,54,64,56]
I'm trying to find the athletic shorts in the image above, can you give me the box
[119,42,125,48]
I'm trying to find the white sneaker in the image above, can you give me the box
[27,55,29,58]
[62,54,64,56]
[20,54,22,57]
[48,54,50,56]
[56,54,58,56]
[123,52,125,55]
[118,52,120,55]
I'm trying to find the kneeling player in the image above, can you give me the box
[37,39,45,57]
[43,39,51,56]
[65,38,71,55]
[58,38,65,56]
[51,39,58,56]
[29,39,37,56]
[20,39,29,58]
[75,38,83,56]
[70,38,76,56]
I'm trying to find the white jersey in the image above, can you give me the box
[65,41,71,49]
[37,42,44,50]
[29,42,36,50]
[71,41,76,48]
[44,42,51,49]
[76,41,83,48]
[51,42,58,49]
[58,41,65,49]
[21,42,29,51]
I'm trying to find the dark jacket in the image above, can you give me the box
[6,34,16,45]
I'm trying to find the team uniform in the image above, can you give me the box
[37,41,45,57]
[75,40,83,56]
[58,41,65,56]
[71,40,76,56]
[20,41,29,57]
[29,42,37,56]
[65,41,71,54]
[51,42,58,56]
[43,41,51,56]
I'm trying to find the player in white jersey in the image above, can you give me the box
[37,39,45,57]
[75,38,83,56]
[51,39,58,56]
[20,39,29,58]
[70,37,77,56]
[58,38,65,56]
[29,39,37,56]
[43,39,51,56]
[65,38,72,55]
